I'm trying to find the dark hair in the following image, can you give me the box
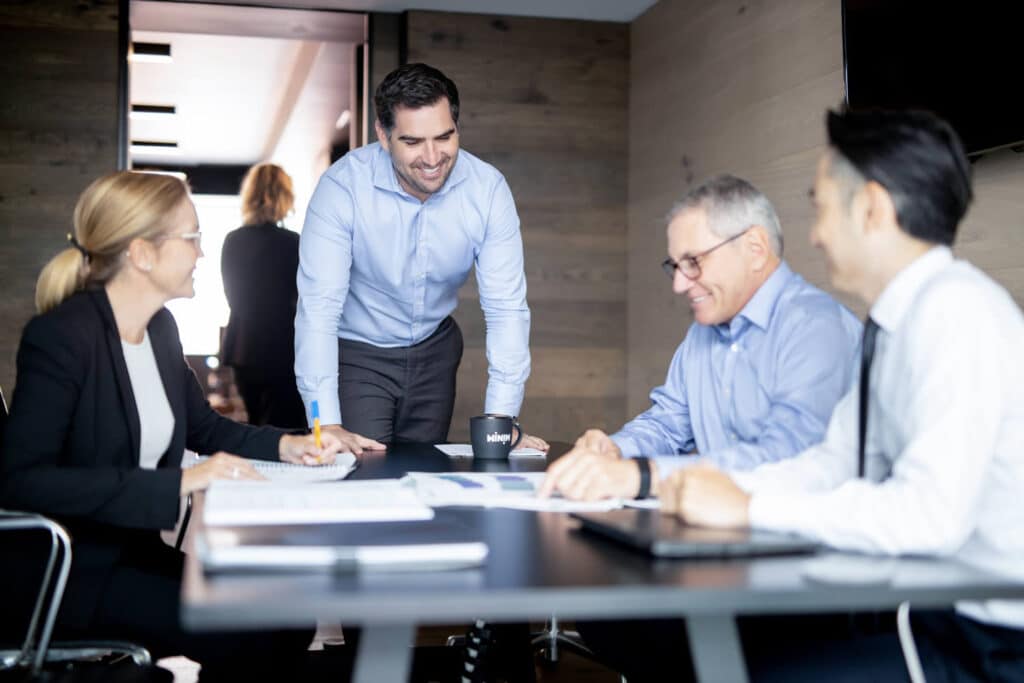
[826,108,973,246]
[374,63,460,135]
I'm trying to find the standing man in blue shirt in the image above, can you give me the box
[296,63,546,451]
[541,175,861,501]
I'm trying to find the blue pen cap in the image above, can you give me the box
[311,400,320,420]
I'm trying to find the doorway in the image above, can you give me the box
[127,0,367,359]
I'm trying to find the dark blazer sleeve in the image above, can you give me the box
[220,228,243,313]
[152,310,285,460]
[0,314,182,530]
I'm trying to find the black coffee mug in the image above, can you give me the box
[469,414,523,460]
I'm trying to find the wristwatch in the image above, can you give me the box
[634,456,651,499]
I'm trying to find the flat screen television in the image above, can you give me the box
[842,1,1024,157]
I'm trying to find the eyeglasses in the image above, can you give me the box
[661,228,750,280]
[157,231,202,249]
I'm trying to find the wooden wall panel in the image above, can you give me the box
[0,0,121,396]
[628,0,1024,418]
[628,0,846,415]
[406,11,629,442]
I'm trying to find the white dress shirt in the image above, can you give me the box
[734,247,1024,629]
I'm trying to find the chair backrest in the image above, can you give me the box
[0,384,8,445]
[0,512,72,674]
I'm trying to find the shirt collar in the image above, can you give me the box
[870,245,953,333]
[716,261,795,339]
[371,141,469,198]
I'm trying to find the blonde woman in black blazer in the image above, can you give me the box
[0,172,352,681]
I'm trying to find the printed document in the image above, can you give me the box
[403,471,639,512]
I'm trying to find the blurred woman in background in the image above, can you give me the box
[221,163,307,429]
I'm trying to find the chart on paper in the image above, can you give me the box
[403,471,623,512]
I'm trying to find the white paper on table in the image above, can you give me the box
[403,471,624,513]
[434,444,547,458]
[203,479,433,526]
[186,452,357,483]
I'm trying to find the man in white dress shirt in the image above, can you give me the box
[660,108,1024,681]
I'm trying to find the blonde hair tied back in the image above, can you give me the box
[34,171,190,313]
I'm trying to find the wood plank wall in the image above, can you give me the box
[627,0,1024,416]
[405,11,630,442]
[0,0,122,396]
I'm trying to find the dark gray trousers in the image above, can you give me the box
[338,317,463,444]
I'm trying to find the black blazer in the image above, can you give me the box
[220,222,300,375]
[0,288,284,628]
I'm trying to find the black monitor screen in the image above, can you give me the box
[843,1,1024,156]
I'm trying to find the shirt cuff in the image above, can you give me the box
[748,492,814,536]
[609,433,639,458]
[297,389,340,428]
[484,380,524,418]
[731,470,758,494]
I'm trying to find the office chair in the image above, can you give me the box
[448,617,598,663]
[451,616,599,682]
[530,615,596,664]
[896,602,926,683]
[0,511,163,679]
[0,387,169,681]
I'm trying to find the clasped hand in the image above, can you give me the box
[539,429,638,501]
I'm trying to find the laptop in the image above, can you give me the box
[571,508,818,558]
[198,517,488,573]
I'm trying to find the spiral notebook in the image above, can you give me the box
[188,452,357,483]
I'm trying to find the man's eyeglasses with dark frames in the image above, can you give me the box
[660,227,750,280]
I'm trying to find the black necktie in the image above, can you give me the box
[858,318,880,478]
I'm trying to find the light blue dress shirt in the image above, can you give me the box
[612,262,861,474]
[295,143,531,427]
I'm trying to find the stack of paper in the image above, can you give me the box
[204,479,433,526]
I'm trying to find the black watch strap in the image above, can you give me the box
[635,456,651,500]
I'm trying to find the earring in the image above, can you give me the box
[142,263,152,272]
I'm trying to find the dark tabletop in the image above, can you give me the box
[182,442,1024,630]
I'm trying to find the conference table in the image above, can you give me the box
[181,442,1024,682]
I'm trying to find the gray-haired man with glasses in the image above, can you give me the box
[541,174,861,503]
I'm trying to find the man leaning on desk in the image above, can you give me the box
[541,174,861,501]
[294,62,547,451]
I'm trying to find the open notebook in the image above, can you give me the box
[187,452,358,483]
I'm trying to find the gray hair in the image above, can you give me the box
[667,175,784,256]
